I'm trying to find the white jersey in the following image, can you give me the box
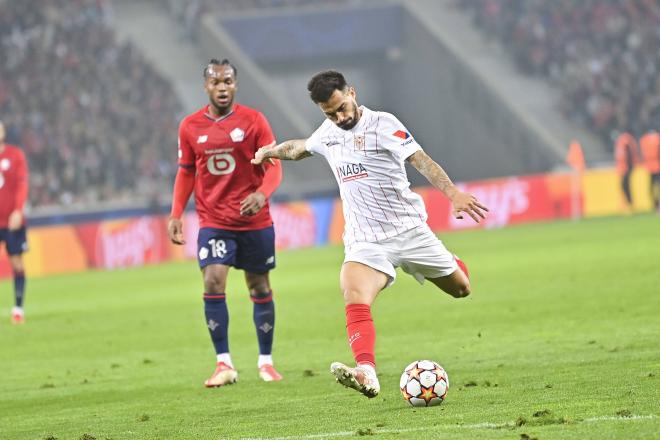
[305,106,428,245]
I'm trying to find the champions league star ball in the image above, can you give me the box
[400,360,449,407]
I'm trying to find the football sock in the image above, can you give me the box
[216,353,234,368]
[455,256,470,279]
[258,354,273,368]
[13,270,25,308]
[345,304,376,367]
[203,293,229,355]
[251,291,275,355]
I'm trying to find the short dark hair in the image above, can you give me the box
[204,58,238,79]
[307,70,347,103]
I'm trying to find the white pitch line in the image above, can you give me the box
[240,414,658,440]
[584,415,657,423]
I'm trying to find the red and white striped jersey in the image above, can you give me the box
[305,106,427,245]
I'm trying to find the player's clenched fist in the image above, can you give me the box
[167,217,185,245]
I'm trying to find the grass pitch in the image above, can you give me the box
[1,215,659,439]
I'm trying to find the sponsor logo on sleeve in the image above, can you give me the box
[393,130,414,146]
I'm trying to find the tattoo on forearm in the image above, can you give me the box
[268,139,311,161]
[276,141,299,160]
[411,152,456,197]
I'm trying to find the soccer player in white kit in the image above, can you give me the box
[252,71,488,398]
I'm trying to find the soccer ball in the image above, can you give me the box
[400,360,449,407]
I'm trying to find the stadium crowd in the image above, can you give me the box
[0,0,182,210]
[457,0,660,146]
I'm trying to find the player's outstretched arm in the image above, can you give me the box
[407,150,489,223]
[252,139,312,164]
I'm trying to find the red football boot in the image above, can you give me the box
[11,307,24,325]
[258,364,283,382]
[204,362,238,388]
[454,255,469,279]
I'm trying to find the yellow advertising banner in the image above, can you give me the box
[582,167,653,216]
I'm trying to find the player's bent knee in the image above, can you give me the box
[450,283,471,298]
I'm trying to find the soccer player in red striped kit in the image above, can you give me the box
[168,59,283,386]
[0,120,29,324]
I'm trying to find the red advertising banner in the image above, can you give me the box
[270,203,317,249]
[74,217,171,270]
[0,249,10,278]
[423,174,574,231]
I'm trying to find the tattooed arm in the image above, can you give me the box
[407,150,488,223]
[407,150,459,199]
[252,139,312,164]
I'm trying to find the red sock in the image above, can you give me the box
[345,304,376,367]
[455,255,469,279]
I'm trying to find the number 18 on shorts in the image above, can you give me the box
[196,226,276,273]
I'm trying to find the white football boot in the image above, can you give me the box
[330,362,380,398]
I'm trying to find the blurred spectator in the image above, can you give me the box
[0,0,182,211]
[614,131,638,211]
[639,130,660,211]
[457,0,660,146]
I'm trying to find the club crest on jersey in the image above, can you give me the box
[230,128,245,142]
[337,162,368,183]
[353,135,366,150]
[0,158,10,171]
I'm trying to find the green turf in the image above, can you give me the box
[1,215,659,440]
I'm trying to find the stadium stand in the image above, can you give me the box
[457,0,660,147]
[167,0,379,40]
[0,0,182,210]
